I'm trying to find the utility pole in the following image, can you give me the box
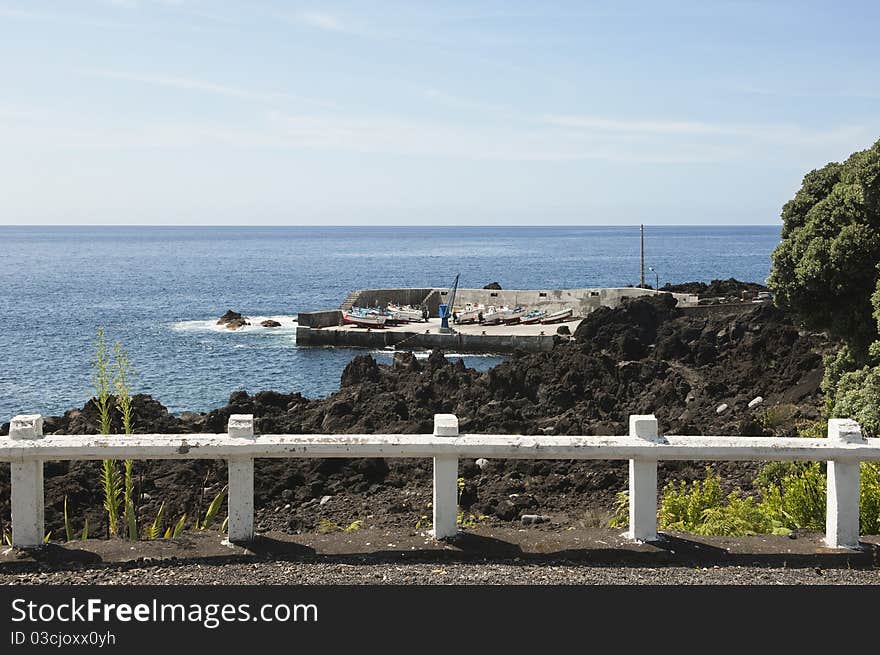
[640,224,645,288]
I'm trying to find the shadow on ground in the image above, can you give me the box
[3,526,878,576]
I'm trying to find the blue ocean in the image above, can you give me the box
[0,226,780,421]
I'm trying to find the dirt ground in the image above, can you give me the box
[2,526,878,585]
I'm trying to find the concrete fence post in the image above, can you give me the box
[432,414,459,540]
[226,414,255,543]
[825,419,864,549]
[8,414,45,548]
[627,414,659,542]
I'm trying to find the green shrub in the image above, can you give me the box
[757,404,798,431]
[861,462,880,534]
[758,462,825,531]
[828,364,880,437]
[658,468,724,532]
[610,462,880,537]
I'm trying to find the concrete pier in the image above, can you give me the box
[296,286,697,354]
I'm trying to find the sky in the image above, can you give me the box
[1,1,878,225]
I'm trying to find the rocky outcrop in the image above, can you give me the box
[663,278,768,300]
[217,310,250,330]
[261,320,282,328]
[483,282,502,290]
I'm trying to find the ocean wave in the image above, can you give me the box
[170,315,298,334]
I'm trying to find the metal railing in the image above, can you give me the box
[3,413,878,549]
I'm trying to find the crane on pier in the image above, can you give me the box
[439,273,460,332]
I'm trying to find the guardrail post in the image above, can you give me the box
[627,414,659,542]
[226,414,255,543]
[432,414,459,539]
[825,419,864,549]
[8,414,45,548]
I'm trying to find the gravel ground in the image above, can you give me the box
[3,561,879,585]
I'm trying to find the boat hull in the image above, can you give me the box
[343,312,387,328]
[541,309,573,324]
[520,312,546,324]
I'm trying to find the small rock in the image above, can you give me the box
[475,458,489,470]
[217,309,243,325]
[319,495,332,505]
[716,403,729,415]
[261,319,282,328]
[748,396,764,409]
[521,514,551,526]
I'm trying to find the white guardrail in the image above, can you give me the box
[3,413,880,550]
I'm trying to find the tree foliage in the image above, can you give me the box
[769,138,880,359]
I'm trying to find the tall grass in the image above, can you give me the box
[114,341,138,541]
[93,328,122,537]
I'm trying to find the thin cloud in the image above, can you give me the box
[77,68,336,108]
[546,115,728,136]
[299,11,343,30]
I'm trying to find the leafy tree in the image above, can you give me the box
[768,138,880,360]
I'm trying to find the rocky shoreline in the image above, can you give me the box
[0,282,835,541]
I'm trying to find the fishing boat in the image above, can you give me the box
[454,303,483,324]
[481,306,506,325]
[343,308,387,328]
[540,307,573,324]
[386,303,424,322]
[501,306,527,324]
[520,308,547,324]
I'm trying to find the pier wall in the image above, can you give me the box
[296,326,559,353]
[341,288,436,312]
[297,309,343,328]
[450,287,695,315]
[340,286,697,317]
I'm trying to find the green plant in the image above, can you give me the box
[828,364,880,437]
[452,477,486,528]
[796,419,826,440]
[658,468,725,532]
[100,460,123,537]
[768,138,880,360]
[146,502,166,540]
[757,404,798,431]
[92,327,113,435]
[860,462,880,535]
[2,529,10,546]
[317,518,341,534]
[64,496,74,542]
[759,462,826,531]
[165,513,187,539]
[114,342,139,541]
[81,518,89,541]
[608,491,630,529]
[93,328,122,537]
[200,487,227,530]
[344,520,363,532]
